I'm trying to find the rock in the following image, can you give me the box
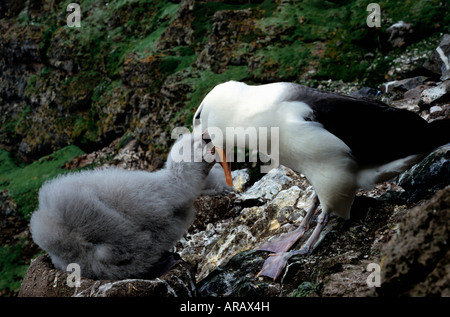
[270,186,301,213]
[320,262,373,297]
[197,250,281,297]
[350,87,381,99]
[195,8,258,73]
[179,166,317,283]
[47,28,80,74]
[398,144,450,203]
[390,97,421,113]
[385,78,450,115]
[380,76,427,94]
[18,254,196,297]
[384,36,437,81]
[0,21,44,102]
[0,23,43,65]
[389,83,435,113]
[427,103,450,121]
[156,0,195,50]
[184,203,266,282]
[64,137,159,172]
[121,53,163,88]
[382,77,433,113]
[395,76,427,92]
[386,21,413,48]
[380,80,397,94]
[0,189,24,247]
[192,194,237,232]
[231,168,251,192]
[0,0,23,19]
[238,166,294,202]
[375,186,450,296]
[423,34,450,81]
[419,80,450,106]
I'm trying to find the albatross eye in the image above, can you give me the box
[202,130,212,143]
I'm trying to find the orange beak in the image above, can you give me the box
[216,147,233,186]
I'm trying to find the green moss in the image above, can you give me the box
[8,0,449,160]
[379,0,450,36]
[313,0,449,84]
[72,114,99,144]
[253,42,314,81]
[258,0,345,41]
[61,70,101,102]
[290,281,321,297]
[159,56,180,74]
[2,107,31,137]
[190,1,263,45]
[17,5,29,25]
[0,145,85,219]
[0,241,30,295]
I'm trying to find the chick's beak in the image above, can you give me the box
[215,147,233,186]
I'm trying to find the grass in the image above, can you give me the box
[0,145,85,219]
[0,241,31,295]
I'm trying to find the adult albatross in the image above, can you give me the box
[193,80,450,280]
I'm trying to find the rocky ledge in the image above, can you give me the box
[19,254,196,297]
[19,142,450,296]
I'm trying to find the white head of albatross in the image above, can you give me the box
[193,80,450,280]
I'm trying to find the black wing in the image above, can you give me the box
[286,84,434,166]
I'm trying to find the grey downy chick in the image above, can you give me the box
[201,163,235,196]
[30,133,215,280]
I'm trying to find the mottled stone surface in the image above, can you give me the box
[375,186,450,297]
[19,254,196,297]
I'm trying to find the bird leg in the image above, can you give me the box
[256,194,319,253]
[290,209,330,256]
[257,208,329,281]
